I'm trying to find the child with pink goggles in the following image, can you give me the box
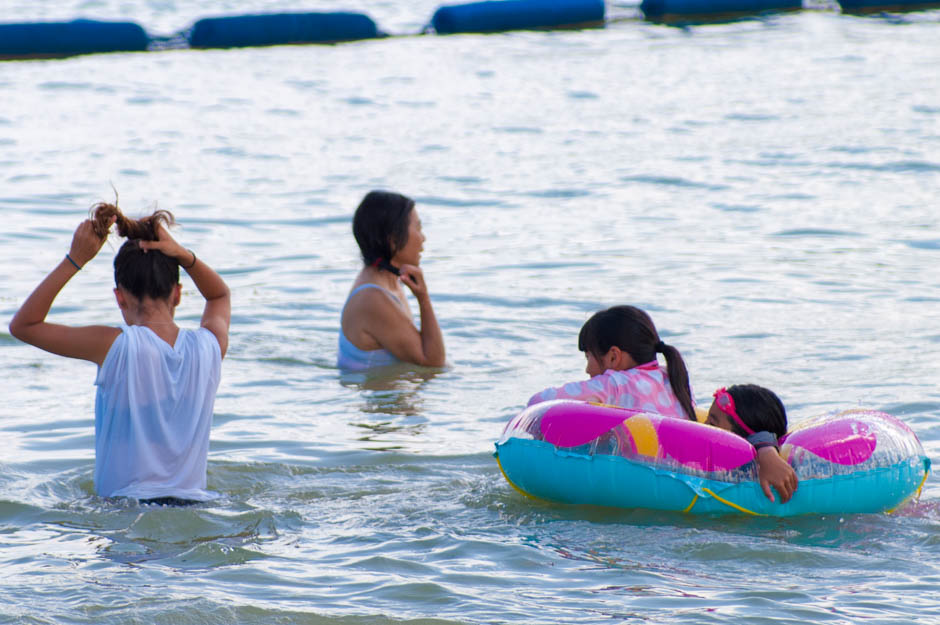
[706,384,797,503]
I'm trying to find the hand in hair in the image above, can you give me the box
[137,221,192,265]
[69,217,115,267]
[397,264,429,301]
[756,447,798,503]
[136,220,231,357]
[90,202,174,241]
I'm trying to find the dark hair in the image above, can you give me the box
[90,202,180,300]
[352,190,415,266]
[725,384,788,439]
[578,305,696,421]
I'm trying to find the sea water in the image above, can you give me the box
[1,2,939,623]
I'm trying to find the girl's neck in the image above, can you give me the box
[124,305,179,345]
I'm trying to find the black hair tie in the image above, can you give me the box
[654,340,666,353]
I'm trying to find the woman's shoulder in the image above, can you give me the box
[349,282,387,295]
[344,282,405,314]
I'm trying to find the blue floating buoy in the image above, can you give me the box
[188,12,380,49]
[640,0,801,22]
[431,0,606,35]
[0,19,149,60]
[837,0,940,13]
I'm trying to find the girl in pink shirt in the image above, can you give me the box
[528,305,697,421]
[528,305,797,503]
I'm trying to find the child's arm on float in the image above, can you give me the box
[9,219,120,365]
[755,444,798,503]
[139,224,231,358]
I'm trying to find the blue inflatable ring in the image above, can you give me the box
[495,400,930,516]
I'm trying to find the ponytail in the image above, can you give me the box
[90,202,180,300]
[90,202,175,241]
[579,305,696,422]
[657,342,696,422]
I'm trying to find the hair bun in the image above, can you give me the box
[89,202,175,241]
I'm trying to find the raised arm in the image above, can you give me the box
[9,219,121,365]
[398,264,445,366]
[359,265,445,367]
[138,225,231,357]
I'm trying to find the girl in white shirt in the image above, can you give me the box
[10,202,231,504]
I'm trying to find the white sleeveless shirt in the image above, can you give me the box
[94,325,222,500]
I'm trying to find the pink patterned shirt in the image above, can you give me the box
[527,361,692,419]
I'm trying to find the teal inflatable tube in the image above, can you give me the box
[496,438,930,516]
[0,19,149,60]
[431,0,605,35]
[188,12,380,49]
[640,0,802,22]
[495,401,931,516]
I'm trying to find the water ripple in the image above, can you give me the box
[620,175,730,190]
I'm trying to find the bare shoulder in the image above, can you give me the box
[79,324,123,344]
[345,285,405,320]
[32,323,123,365]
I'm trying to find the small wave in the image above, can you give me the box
[620,175,729,191]
[522,188,592,199]
[396,100,435,108]
[265,107,301,117]
[904,239,940,251]
[889,499,940,520]
[437,175,484,185]
[38,81,115,93]
[567,90,599,99]
[342,96,375,106]
[492,126,543,134]
[825,160,940,173]
[772,228,862,238]
[724,113,780,122]
[416,196,508,208]
[711,202,761,213]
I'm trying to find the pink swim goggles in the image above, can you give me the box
[712,387,755,435]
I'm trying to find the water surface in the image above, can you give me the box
[1,3,939,624]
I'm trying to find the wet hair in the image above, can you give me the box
[90,202,180,300]
[725,384,788,439]
[352,190,415,266]
[578,305,696,421]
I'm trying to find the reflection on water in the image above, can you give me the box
[341,366,444,449]
[341,365,443,418]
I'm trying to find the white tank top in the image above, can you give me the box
[93,325,222,500]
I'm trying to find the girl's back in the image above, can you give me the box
[95,325,222,500]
